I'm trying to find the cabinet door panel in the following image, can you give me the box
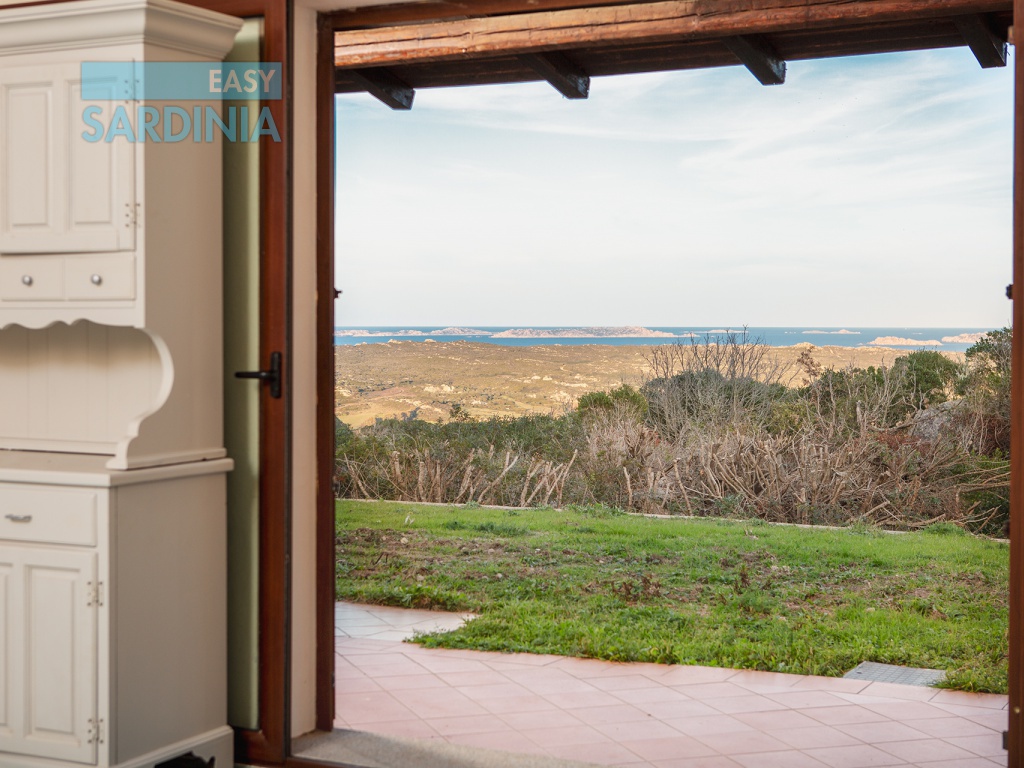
[67,78,135,253]
[0,546,97,765]
[0,63,134,255]
[0,74,59,248]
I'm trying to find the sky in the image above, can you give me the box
[334,47,1014,328]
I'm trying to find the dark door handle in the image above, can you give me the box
[235,351,282,399]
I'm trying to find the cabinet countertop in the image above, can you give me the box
[0,450,233,486]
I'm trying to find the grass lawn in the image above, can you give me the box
[335,500,1008,693]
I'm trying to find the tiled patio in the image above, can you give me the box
[334,602,1009,768]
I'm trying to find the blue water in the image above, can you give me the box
[334,327,997,354]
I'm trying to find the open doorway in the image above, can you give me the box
[322,50,1012,768]
[307,3,1019,765]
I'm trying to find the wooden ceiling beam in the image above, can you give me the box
[723,34,785,84]
[953,13,1007,67]
[341,68,415,109]
[333,0,1011,68]
[518,51,590,98]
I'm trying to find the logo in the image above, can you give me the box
[79,62,282,143]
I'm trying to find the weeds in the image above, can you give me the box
[336,333,1010,533]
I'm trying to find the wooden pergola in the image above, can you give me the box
[312,1,1024,765]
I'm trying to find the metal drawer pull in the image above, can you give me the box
[90,274,103,285]
[21,275,32,286]
[4,514,32,523]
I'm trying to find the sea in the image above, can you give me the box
[333,326,998,354]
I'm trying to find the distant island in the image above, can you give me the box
[491,326,676,339]
[867,336,942,347]
[335,327,491,337]
[941,332,986,344]
[803,329,859,335]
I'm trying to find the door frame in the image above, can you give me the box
[317,2,1024,766]
[188,0,293,763]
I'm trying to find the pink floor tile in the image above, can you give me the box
[765,690,851,709]
[670,682,751,699]
[902,715,1000,738]
[354,717,441,740]
[456,682,536,701]
[411,656,492,674]
[858,700,950,720]
[802,743,907,767]
[833,720,931,743]
[965,711,1011,730]
[477,694,561,715]
[339,691,418,726]
[439,669,515,687]
[567,703,653,725]
[929,689,1009,710]
[703,694,789,715]
[855,681,944,701]
[614,687,696,705]
[944,732,1008,757]
[369,672,448,691]
[545,740,646,765]
[589,674,670,692]
[790,676,872,694]
[498,709,585,731]
[616,734,718,760]
[543,689,626,709]
[599,719,692,742]
[549,657,645,678]
[798,705,889,726]
[335,673,382,693]
[520,723,611,747]
[656,666,739,685]
[388,686,488,717]
[335,603,1006,768]
[733,709,823,731]
[650,757,744,768]
[425,713,509,736]
[771,725,862,750]
[876,738,979,763]
[732,750,831,768]
[635,698,719,719]
[725,670,806,691]
[691,729,792,755]
[610,733,716,765]
[662,714,754,737]
[444,729,547,754]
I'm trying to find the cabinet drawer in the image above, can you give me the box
[65,254,135,300]
[0,256,62,300]
[0,486,98,546]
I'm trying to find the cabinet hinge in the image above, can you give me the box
[124,202,140,231]
[87,581,105,607]
[88,718,105,744]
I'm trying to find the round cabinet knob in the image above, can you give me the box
[21,275,32,286]
[90,274,103,286]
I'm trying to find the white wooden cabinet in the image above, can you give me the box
[0,2,241,768]
[0,0,243,470]
[0,452,234,768]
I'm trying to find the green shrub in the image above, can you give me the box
[577,384,648,420]
[893,351,962,408]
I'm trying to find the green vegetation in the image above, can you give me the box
[336,332,1011,534]
[336,500,1009,693]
